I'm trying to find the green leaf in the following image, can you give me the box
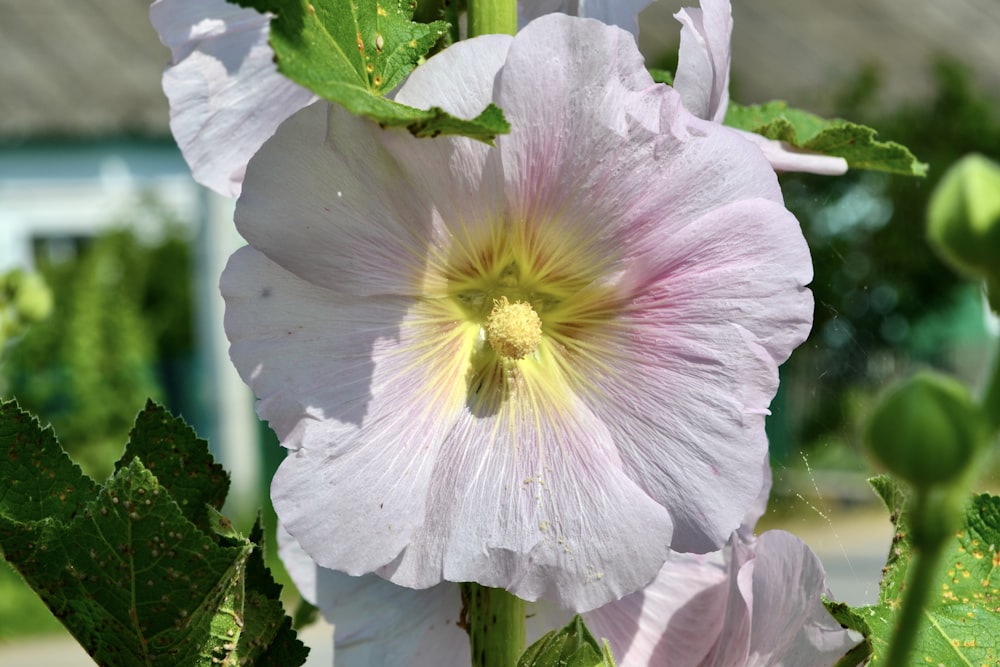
[835,476,1000,664]
[0,399,307,667]
[0,400,97,525]
[725,101,928,176]
[228,0,509,143]
[517,615,616,667]
[118,400,230,535]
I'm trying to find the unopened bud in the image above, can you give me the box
[867,372,987,489]
[927,154,1000,287]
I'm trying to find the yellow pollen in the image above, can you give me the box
[485,297,542,360]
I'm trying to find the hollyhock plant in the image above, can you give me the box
[222,13,813,611]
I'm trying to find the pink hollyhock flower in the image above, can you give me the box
[278,527,859,666]
[222,13,813,611]
[673,0,848,176]
[150,0,650,197]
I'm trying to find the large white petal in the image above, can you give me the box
[236,102,450,297]
[580,199,811,552]
[382,377,673,612]
[150,0,314,196]
[278,525,470,667]
[223,247,471,574]
[586,549,729,665]
[746,531,861,667]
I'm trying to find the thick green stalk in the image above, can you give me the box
[461,582,526,667]
[884,486,958,667]
[467,0,517,37]
[883,540,946,667]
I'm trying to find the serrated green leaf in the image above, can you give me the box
[1,458,249,665]
[518,615,615,667]
[0,400,97,525]
[118,400,230,535]
[725,101,928,176]
[240,517,310,666]
[825,600,873,666]
[836,480,1000,664]
[0,401,307,666]
[228,0,509,143]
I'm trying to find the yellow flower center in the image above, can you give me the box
[485,296,543,360]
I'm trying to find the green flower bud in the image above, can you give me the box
[867,372,987,489]
[926,154,1000,286]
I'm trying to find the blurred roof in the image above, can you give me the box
[0,0,997,140]
[640,0,1000,112]
[0,0,168,140]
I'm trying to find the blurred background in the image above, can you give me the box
[1,0,998,663]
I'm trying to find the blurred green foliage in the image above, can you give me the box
[778,59,1000,466]
[0,201,193,480]
[0,270,53,346]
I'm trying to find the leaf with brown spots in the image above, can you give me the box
[828,476,1000,665]
[118,400,229,535]
[0,400,307,666]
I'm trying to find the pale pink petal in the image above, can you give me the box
[388,35,511,229]
[585,549,729,665]
[279,525,573,666]
[586,531,856,667]
[673,0,732,124]
[703,537,754,665]
[671,1,848,176]
[382,386,673,612]
[579,199,811,552]
[746,531,861,667]
[495,15,668,226]
[738,130,850,176]
[518,0,657,37]
[150,0,315,196]
[495,18,787,249]
[223,247,471,575]
[235,101,455,296]
[278,525,470,667]
[739,457,773,539]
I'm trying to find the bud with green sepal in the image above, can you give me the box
[926,153,1000,312]
[866,371,990,492]
[866,372,993,667]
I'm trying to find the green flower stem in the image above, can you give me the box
[884,490,953,667]
[467,0,517,37]
[884,542,946,667]
[461,582,526,667]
